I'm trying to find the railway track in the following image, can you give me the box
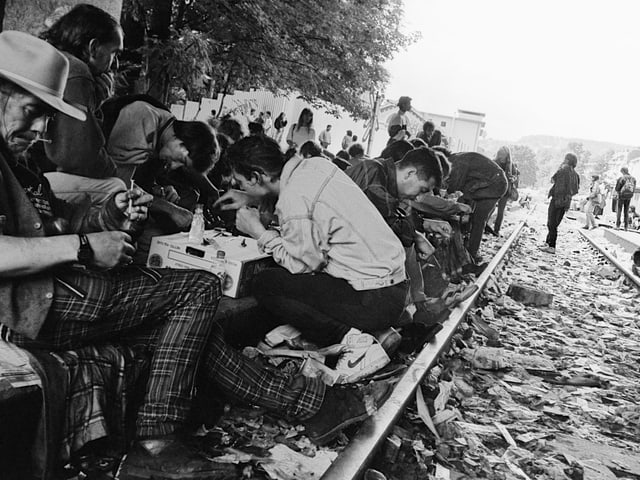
[323,207,640,480]
[322,217,529,479]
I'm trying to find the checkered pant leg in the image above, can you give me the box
[11,267,222,438]
[202,324,325,421]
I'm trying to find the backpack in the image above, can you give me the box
[98,94,171,141]
[621,175,636,197]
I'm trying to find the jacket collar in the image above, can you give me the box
[380,157,400,199]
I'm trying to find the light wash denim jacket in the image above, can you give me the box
[258,156,406,291]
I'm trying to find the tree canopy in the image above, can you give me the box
[510,145,537,187]
[122,0,418,117]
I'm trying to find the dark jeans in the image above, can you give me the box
[468,198,499,258]
[546,202,567,248]
[493,195,509,234]
[616,197,631,228]
[253,268,408,347]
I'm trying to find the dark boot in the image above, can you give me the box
[304,381,393,445]
[117,436,234,479]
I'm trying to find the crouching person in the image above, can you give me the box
[216,136,409,383]
[0,32,393,478]
[347,146,442,311]
[446,152,508,263]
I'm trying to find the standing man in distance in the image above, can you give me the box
[318,124,332,149]
[540,153,580,254]
[614,166,636,230]
[387,96,412,144]
[341,129,354,151]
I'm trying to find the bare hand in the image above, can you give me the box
[213,189,254,211]
[172,207,194,231]
[423,219,453,238]
[415,235,435,260]
[163,185,181,203]
[456,203,473,214]
[235,207,267,238]
[87,231,136,268]
[114,188,153,223]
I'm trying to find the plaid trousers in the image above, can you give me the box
[10,266,325,437]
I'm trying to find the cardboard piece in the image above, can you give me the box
[147,232,275,298]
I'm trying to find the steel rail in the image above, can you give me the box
[579,229,640,290]
[322,218,528,480]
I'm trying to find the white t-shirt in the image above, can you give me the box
[287,124,316,149]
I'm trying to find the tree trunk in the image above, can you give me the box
[149,0,172,40]
[0,0,5,32]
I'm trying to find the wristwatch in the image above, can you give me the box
[77,234,94,266]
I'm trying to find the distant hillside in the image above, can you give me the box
[480,135,635,157]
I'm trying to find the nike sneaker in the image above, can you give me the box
[335,331,390,384]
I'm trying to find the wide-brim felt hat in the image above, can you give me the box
[0,31,85,121]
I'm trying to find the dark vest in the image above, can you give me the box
[0,149,54,339]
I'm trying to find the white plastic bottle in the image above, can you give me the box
[188,204,205,244]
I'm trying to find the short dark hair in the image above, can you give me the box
[218,118,244,142]
[423,120,435,132]
[336,150,350,161]
[380,140,413,162]
[346,130,353,136]
[42,4,121,63]
[300,140,323,158]
[348,143,365,158]
[410,138,428,149]
[173,121,218,173]
[227,135,285,179]
[248,121,264,136]
[397,147,443,186]
[398,96,412,107]
[564,152,578,167]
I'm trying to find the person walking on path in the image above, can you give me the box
[614,167,636,230]
[490,146,518,236]
[540,153,580,254]
[583,174,603,230]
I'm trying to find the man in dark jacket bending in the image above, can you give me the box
[446,152,508,262]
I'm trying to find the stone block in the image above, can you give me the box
[506,283,553,306]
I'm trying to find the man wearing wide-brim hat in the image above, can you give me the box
[0,31,352,480]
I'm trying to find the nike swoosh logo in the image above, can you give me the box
[347,352,367,369]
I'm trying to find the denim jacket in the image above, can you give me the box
[258,156,406,290]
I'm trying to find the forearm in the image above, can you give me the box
[0,235,79,277]
[68,193,127,233]
[258,229,321,274]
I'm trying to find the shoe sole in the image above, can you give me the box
[308,383,394,445]
[117,460,231,480]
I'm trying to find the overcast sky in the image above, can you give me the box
[385,0,640,145]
